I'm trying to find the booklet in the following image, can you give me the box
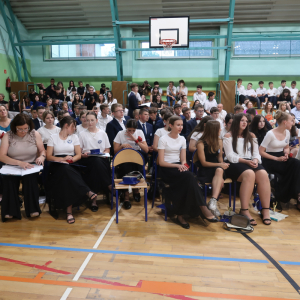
[87,153,110,158]
[0,164,43,176]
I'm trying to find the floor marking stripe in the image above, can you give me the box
[60,288,72,300]
[242,233,300,295]
[0,242,269,264]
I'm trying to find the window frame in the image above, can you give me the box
[43,35,116,61]
[136,38,217,60]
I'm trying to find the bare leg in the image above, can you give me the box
[66,205,75,224]
[255,170,271,224]
[237,169,256,225]
[211,168,224,199]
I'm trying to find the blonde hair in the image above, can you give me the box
[278,101,287,111]
[274,110,289,124]
[42,110,55,122]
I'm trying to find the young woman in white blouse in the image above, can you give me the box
[37,111,60,148]
[259,111,300,210]
[47,116,97,224]
[188,116,213,153]
[223,113,271,225]
[76,110,88,136]
[152,112,172,152]
[78,112,112,212]
[106,91,117,109]
[158,115,218,229]
[176,80,188,100]
[114,119,148,209]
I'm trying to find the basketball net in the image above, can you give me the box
[160,39,176,54]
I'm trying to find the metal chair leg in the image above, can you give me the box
[111,187,114,210]
[233,181,236,212]
[144,188,148,222]
[116,189,119,224]
[229,183,232,208]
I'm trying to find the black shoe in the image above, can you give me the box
[203,216,219,223]
[91,205,98,212]
[123,201,131,210]
[119,192,125,203]
[133,193,141,202]
[175,216,190,229]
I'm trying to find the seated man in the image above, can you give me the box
[182,107,191,122]
[243,83,260,109]
[236,78,245,104]
[85,86,99,103]
[139,80,152,96]
[166,81,176,106]
[256,81,268,108]
[33,106,46,130]
[137,108,153,153]
[54,86,65,101]
[217,103,227,122]
[193,85,206,105]
[186,104,206,137]
[210,107,224,129]
[266,82,278,108]
[97,104,113,131]
[290,81,298,103]
[291,99,300,128]
[234,104,244,114]
[204,92,217,114]
[128,83,143,118]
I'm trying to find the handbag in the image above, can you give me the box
[223,214,254,233]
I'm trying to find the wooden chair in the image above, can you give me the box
[111,148,148,223]
[192,150,236,211]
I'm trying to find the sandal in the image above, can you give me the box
[260,208,272,225]
[87,192,97,201]
[239,208,257,226]
[66,213,75,224]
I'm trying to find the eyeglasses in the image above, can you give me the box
[16,128,29,132]
[197,110,204,113]
[115,110,124,113]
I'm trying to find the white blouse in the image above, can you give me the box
[105,99,118,108]
[155,127,169,138]
[47,134,80,156]
[223,136,261,163]
[260,130,290,153]
[190,132,203,141]
[220,127,229,139]
[76,124,88,136]
[79,129,110,153]
[114,129,145,151]
[37,126,61,144]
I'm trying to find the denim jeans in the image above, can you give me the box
[167,96,175,106]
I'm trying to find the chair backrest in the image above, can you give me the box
[191,150,198,173]
[113,148,144,167]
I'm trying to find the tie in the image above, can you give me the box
[196,118,202,121]
[40,120,43,127]
[142,123,146,134]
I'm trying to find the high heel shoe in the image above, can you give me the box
[175,216,190,229]
[203,216,219,223]
[260,208,271,225]
[239,208,257,226]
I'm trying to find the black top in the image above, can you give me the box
[46,84,56,99]
[53,92,65,101]
[77,86,85,96]
[9,100,20,112]
[85,92,99,103]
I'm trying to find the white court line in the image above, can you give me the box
[60,204,122,300]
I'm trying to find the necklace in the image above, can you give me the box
[88,129,98,138]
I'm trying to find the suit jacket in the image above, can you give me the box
[106,118,129,155]
[186,118,197,138]
[128,92,140,118]
[33,118,42,130]
[154,118,164,132]
[137,121,153,146]
[178,115,187,138]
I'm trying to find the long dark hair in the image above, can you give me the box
[250,115,267,135]
[198,120,220,153]
[187,115,213,141]
[231,113,253,155]
[192,100,200,109]
[68,80,75,89]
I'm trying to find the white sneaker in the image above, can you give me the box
[208,198,221,217]
[274,105,277,109]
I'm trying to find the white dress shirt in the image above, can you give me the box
[218,109,227,122]
[193,92,206,104]
[290,88,298,99]
[277,86,290,96]
[97,113,113,131]
[256,87,267,95]
[266,88,277,97]
[204,99,218,111]
[244,89,257,97]
[115,118,126,130]
[139,120,147,134]
[236,85,245,96]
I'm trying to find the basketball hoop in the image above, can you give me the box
[160,39,177,51]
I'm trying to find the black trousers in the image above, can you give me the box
[1,173,40,222]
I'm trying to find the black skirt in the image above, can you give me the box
[1,173,40,222]
[78,156,111,193]
[197,164,225,184]
[262,151,300,203]
[47,162,91,209]
[159,166,206,217]
[224,160,265,181]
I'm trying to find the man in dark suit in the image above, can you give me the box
[137,108,154,150]
[186,104,206,138]
[106,103,130,155]
[33,106,46,130]
[174,104,187,138]
[128,83,142,118]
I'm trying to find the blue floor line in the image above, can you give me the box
[279,261,300,265]
[0,242,268,263]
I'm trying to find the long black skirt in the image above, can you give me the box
[47,162,91,209]
[197,163,226,184]
[224,161,265,181]
[262,151,300,203]
[159,166,206,217]
[78,156,111,193]
[1,173,40,222]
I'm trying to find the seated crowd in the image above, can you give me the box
[1,78,300,230]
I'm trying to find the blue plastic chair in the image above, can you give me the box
[111,148,148,223]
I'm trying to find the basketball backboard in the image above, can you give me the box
[149,16,190,48]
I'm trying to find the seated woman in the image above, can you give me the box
[188,116,213,152]
[197,120,229,217]
[0,105,12,132]
[76,110,88,135]
[261,102,276,127]
[21,96,33,116]
[105,91,117,110]
[0,114,45,222]
[150,87,161,103]
[289,113,299,158]
[45,98,53,111]
[278,101,290,113]
[9,92,20,112]
[152,112,172,152]
[114,119,148,209]
[223,113,271,226]
[47,116,97,224]
[155,95,164,109]
[158,115,218,229]
[243,100,257,114]
[78,112,112,212]
[260,111,300,211]
[37,111,60,149]
[177,95,190,108]
[278,89,292,110]
[220,113,233,139]
[250,115,269,146]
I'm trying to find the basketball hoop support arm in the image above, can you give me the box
[224,0,236,81]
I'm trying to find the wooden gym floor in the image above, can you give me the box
[0,194,300,300]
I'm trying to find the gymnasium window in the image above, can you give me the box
[139,41,214,59]
[234,40,300,57]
